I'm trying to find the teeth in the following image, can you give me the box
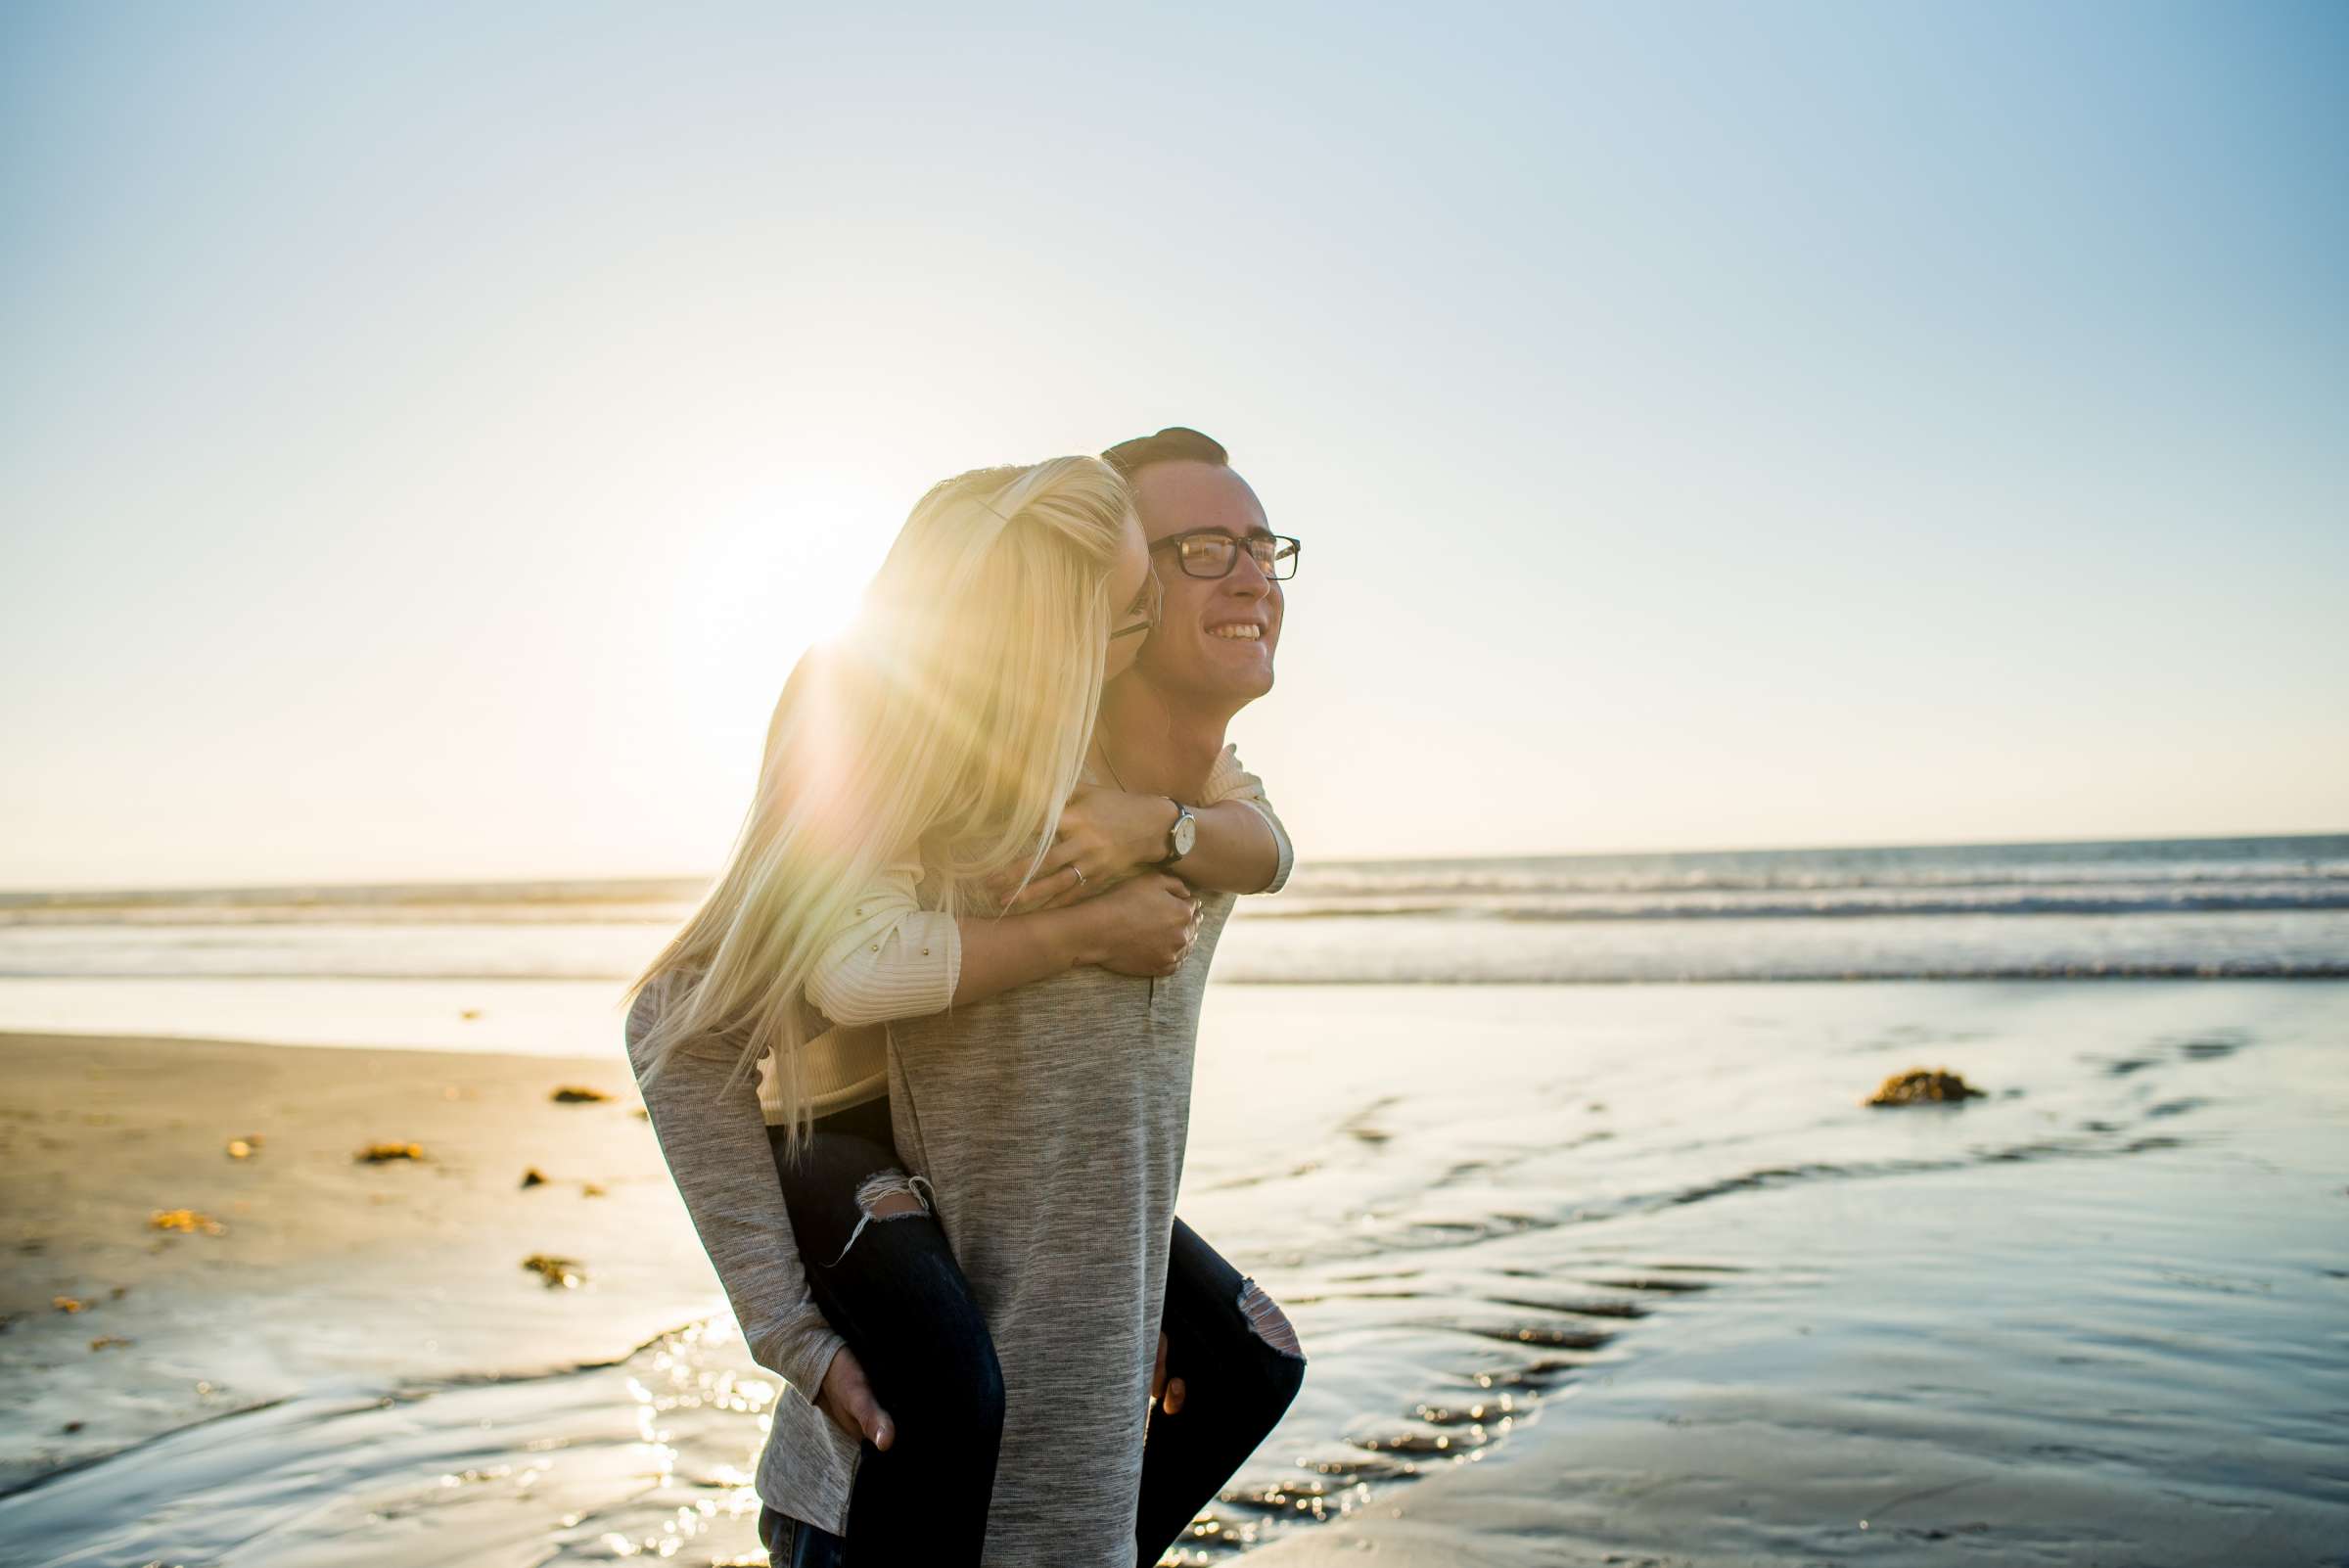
[1209,624,1262,640]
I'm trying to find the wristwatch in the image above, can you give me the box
[1158,799,1197,866]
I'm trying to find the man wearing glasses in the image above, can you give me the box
[1093,425,1295,880]
[1090,425,1309,1555]
[950,425,1308,1563]
[998,426,1300,908]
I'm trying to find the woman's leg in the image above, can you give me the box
[765,1095,1005,1564]
[759,1500,847,1567]
[1133,1216,1308,1564]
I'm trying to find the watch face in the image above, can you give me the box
[1173,811,1198,856]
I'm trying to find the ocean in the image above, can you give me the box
[1,834,2343,1054]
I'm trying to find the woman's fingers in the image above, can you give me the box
[990,835,1088,906]
[1041,860,1150,911]
[1003,862,1079,911]
[819,1346,897,1452]
[1153,1330,1187,1416]
[1034,862,1105,911]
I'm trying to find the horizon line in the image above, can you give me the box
[3,826,2343,902]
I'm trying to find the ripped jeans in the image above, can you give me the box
[759,1093,1306,1567]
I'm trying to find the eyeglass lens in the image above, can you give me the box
[1175,534,1299,579]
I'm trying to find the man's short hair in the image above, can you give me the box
[1101,426,1227,479]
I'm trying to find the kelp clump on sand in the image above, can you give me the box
[522,1253,585,1288]
[1865,1067,1986,1106]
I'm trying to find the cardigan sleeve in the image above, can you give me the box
[1201,743,1295,895]
[804,856,963,1027]
[622,977,845,1402]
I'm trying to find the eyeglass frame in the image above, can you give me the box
[1146,527,1302,581]
[1108,564,1165,641]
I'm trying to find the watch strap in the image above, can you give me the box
[1158,800,1195,865]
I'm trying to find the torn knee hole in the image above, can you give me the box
[1237,1277,1304,1360]
[823,1171,937,1267]
[852,1170,934,1221]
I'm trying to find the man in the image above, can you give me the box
[863,426,1306,1566]
[1095,425,1310,1555]
[1091,426,1287,868]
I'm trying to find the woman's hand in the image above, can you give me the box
[991,786,1176,912]
[1152,1328,1187,1415]
[816,1344,896,1453]
[1078,872,1201,977]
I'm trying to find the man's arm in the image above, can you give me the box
[1190,742,1295,894]
[1129,796,1278,894]
[996,746,1295,909]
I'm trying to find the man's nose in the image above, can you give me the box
[1222,551,1270,598]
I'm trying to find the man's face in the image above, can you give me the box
[1128,461,1283,706]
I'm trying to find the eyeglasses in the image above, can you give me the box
[1149,529,1301,581]
[1108,566,1164,641]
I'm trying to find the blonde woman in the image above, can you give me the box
[624,453,1301,1565]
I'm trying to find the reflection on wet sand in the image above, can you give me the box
[4,979,2347,1566]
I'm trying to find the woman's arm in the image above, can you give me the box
[807,861,1200,1027]
[622,979,843,1402]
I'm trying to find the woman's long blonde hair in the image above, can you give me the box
[625,455,1135,1149]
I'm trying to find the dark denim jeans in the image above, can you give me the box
[759,1094,1305,1567]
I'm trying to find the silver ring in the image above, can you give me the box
[1071,864,1087,888]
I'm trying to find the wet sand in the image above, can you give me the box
[0,1031,716,1498]
[5,981,2347,1566]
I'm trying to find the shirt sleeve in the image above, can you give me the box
[622,977,845,1401]
[804,856,963,1027]
[1201,743,1295,895]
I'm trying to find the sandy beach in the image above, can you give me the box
[5,975,2346,1567]
[0,1032,729,1501]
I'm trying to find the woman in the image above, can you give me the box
[624,455,1302,1565]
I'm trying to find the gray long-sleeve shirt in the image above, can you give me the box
[622,761,1288,1555]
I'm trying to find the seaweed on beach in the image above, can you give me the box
[355,1141,426,1163]
[1865,1067,1986,1106]
[521,1253,584,1288]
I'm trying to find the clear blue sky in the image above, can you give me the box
[3,0,2343,887]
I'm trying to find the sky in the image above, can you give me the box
[3,0,2344,888]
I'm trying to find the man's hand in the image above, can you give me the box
[990,786,1178,912]
[815,1344,896,1452]
[1151,1329,1187,1415]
